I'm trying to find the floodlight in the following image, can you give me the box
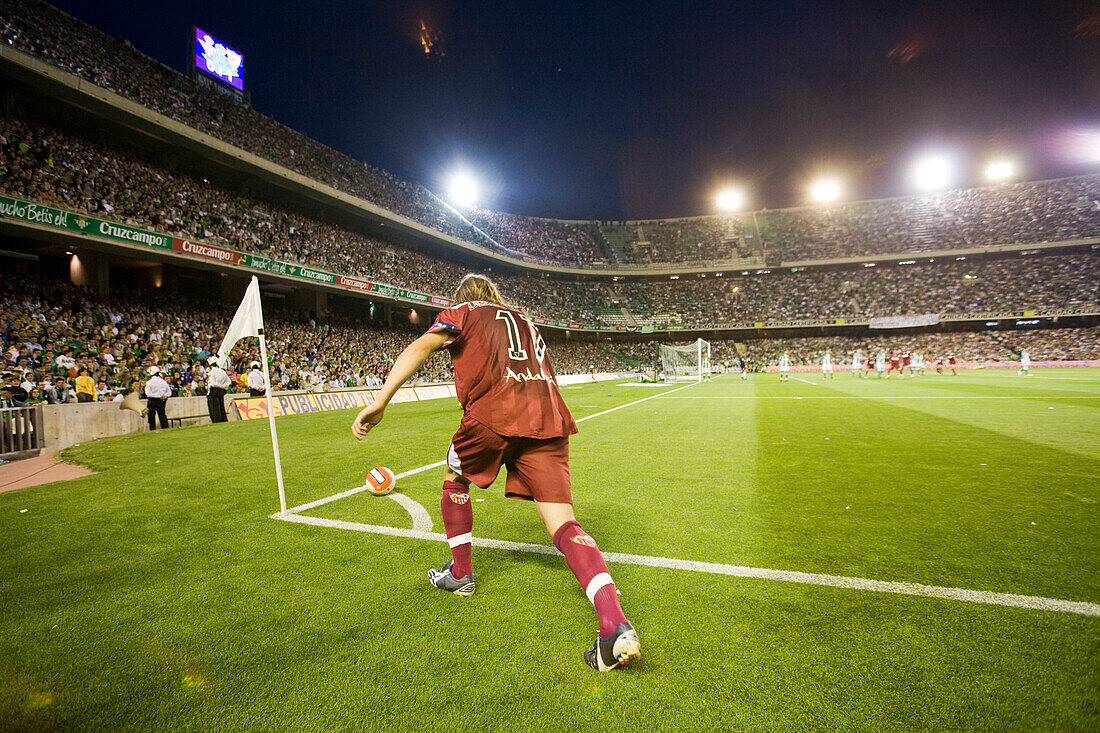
[910,154,954,191]
[716,187,744,211]
[447,172,478,207]
[810,178,842,202]
[985,160,1015,182]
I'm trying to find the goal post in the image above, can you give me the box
[659,338,712,382]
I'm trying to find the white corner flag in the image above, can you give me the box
[218,275,264,362]
[220,276,287,514]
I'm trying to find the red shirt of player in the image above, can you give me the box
[428,301,577,439]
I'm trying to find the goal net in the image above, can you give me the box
[659,339,712,381]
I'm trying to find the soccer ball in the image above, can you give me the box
[366,466,396,496]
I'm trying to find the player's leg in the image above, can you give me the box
[441,468,474,579]
[429,420,506,596]
[510,439,639,670]
[537,500,639,670]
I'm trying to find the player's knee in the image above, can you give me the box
[535,501,576,537]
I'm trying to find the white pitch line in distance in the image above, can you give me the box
[791,376,819,386]
[285,383,698,516]
[658,395,1100,400]
[271,512,1100,618]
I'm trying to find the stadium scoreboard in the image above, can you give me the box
[190,27,246,98]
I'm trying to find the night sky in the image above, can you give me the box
[49,0,1100,219]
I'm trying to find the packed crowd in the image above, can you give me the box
[4,112,1097,333]
[4,0,1098,268]
[607,253,1099,326]
[730,328,1100,367]
[757,177,1100,261]
[1,0,484,245]
[466,209,607,264]
[0,277,630,408]
[0,112,598,324]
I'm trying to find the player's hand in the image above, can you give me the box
[351,403,385,440]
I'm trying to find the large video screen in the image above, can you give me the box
[193,27,244,92]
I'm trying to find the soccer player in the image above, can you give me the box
[821,351,834,379]
[863,353,874,379]
[911,352,925,376]
[886,352,902,379]
[351,275,640,671]
[946,352,959,376]
[874,351,886,379]
[901,350,912,376]
[851,350,862,378]
[778,352,791,381]
[1018,348,1031,376]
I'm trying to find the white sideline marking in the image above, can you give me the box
[791,376,819,386]
[572,381,698,422]
[271,512,1100,617]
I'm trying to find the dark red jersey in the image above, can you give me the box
[428,301,577,439]
[889,354,901,366]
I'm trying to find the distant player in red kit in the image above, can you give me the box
[863,354,875,378]
[887,352,903,379]
[901,350,912,376]
[946,352,959,375]
[351,275,640,671]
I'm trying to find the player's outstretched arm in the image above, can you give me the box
[352,331,449,440]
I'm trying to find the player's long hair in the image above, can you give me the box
[453,274,509,308]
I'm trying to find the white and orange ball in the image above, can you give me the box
[366,466,396,496]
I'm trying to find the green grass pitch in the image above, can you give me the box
[2,369,1099,730]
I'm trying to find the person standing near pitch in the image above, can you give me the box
[1018,348,1031,376]
[821,351,834,379]
[351,274,641,672]
[778,351,791,381]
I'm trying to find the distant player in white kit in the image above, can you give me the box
[1018,348,1031,376]
[874,351,886,379]
[851,350,862,378]
[912,352,925,376]
[778,352,791,381]
[821,351,834,379]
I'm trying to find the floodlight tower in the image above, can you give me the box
[716,187,745,212]
[910,154,954,191]
[448,172,479,208]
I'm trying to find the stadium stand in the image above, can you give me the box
[3,275,1096,408]
[2,0,1097,269]
[2,111,1096,333]
[0,276,636,406]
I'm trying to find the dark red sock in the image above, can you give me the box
[441,480,473,577]
[553,520,627,637]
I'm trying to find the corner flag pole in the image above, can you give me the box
[257,328,287,514]
[218,275,287,515]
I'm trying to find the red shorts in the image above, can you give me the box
[446,415,573,504]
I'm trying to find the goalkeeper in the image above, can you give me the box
[351,274,641,672]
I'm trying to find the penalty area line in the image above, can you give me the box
[271,512,1100,618]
